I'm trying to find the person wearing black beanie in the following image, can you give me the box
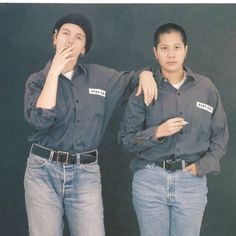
[24,13,157,236]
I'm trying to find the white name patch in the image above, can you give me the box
[89,88,106,97]
[196,101,213,114]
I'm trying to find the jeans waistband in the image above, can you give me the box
[30,143,97,165]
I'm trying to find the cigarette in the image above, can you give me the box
[64,43,71,50]
[182,121,189,125]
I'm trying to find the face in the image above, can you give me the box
[53,23,86,58]
[153,31,188,75]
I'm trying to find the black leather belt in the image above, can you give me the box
[154,158,191,171]
[30,144,97,165]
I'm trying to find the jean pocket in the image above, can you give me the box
[81,162,100,173]
[27,154,47,169]
[145,163,155,169]
[184,170,206,181]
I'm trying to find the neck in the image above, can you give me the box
[162,69,185,84]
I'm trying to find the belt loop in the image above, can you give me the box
[49,150,54,161]
[163,161,165,169]
[30,143,34,154]
[76,153,80,164]
[182,160,185,169]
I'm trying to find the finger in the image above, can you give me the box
[184,163,195,172]
[155,86,158,100]
[169,117,185,123]
[145,89,153,106]
[171,123,185,129]
[144,88,151,105]
[58,45,69,54]
[135,84,142,96]
[148,82,157,102]
[184,165,191,172]
[65,56,77,63]
[170,127,183,135]
[60,43,74,55]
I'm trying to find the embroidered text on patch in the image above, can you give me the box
[89,88,106,97]
[196,101,213,114]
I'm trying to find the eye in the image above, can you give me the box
[161,46,168,51]
[61,31,69,36]
[75,35,85,41]
[76,36,83,40]
[175,45,182,50]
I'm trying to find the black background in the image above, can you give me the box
[0,3,235,236]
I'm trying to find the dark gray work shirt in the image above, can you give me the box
[118,67,229,176]
[24,61,138,153]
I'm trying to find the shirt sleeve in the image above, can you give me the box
[196,89,229,176]
[129,66,153,92]
[106,66,152,109]
[118,90,165,154]
[24,73,57,130]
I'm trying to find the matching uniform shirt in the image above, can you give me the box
[24,61,137,153]
[118,67,229,176]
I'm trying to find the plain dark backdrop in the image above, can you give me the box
[0,3,235,236]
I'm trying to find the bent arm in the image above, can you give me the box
[118,92,162,154]
[24,73,58,130]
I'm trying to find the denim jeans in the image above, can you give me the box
[132,165,208,236]
[24,153,105,236]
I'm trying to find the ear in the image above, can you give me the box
[52,29,58,47]
[184,45,188,59]
[153,46,158,60]
[81,47,86,56]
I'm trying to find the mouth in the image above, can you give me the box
[166,61,177,65]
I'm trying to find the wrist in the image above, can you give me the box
[140,70,153,78]
[48,69,60,79]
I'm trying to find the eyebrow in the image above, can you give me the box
[158,43,183,47]
[61,28,86,38]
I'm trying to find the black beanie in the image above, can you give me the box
[53,13,92,54]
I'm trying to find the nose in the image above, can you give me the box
[167,49,175,58]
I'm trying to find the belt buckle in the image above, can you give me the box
[165,159,182,171]
[57,151,69,164]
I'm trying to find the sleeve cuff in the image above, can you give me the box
[195,156,220,176]
[34,107,57,119]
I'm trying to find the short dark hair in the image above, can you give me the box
[153,23,187,47]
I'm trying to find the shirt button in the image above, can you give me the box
[180,131,183,135]
[177,92,181,96]
[76,99,79,103]
[179,111,183,115]
[77,119,80,123]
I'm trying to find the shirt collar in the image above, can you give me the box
[76,63,87,75]
[154,65,198,88]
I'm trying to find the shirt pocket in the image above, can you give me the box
[191,102,212,134]
[79,92,106,120]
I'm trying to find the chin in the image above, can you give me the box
[165,66,181,72]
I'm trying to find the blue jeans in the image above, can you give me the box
[24,153,105,236]
[132,165,208,236]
